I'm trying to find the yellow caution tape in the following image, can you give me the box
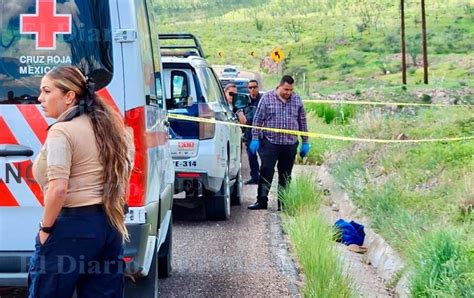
[168,113,474,144]
[302,99,473,108]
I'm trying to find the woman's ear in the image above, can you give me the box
[64,90,77,105]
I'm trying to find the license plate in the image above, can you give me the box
[174,160,197,168]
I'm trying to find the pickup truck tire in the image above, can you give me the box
[158,218,173,278]
[230,166,242,206]
[206,165,231,221]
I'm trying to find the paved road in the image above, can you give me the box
[158,154,300,297]
[213,67,264,89]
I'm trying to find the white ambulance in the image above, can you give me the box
[0,0,174,296]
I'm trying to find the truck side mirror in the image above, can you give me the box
[233,93,250,111]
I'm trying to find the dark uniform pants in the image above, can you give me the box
[257,138,298,204]
[28,210,124,298]
[245,142,260,181]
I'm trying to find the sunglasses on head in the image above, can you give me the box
[248,86,258,89]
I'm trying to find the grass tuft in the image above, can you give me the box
[278,174,321,216]
[410,230,474,297]
[280,175,353,297]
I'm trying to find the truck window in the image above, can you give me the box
[0,0,113,105]
[196,67,223,104]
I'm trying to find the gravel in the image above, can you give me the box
[158,156,301,297]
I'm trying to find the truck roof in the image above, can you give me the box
[162,56,209,68]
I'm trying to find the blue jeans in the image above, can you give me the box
[28,210,124,298]
[246,142,260,181]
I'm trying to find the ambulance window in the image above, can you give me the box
[136,0,156,101]
[0,0,112,105]
[145,0,164,108]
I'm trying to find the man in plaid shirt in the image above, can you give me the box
[248,75,310,210]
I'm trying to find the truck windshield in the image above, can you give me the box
[0,0,112,105]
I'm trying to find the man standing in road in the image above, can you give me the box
[248,75,310,210]
[241,80,262,185]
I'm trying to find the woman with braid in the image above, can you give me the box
[28,66,133,297]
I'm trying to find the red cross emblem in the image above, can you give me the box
[20,0,72,50]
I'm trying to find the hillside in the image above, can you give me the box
[154,0,474,97]
[154,1,474,296]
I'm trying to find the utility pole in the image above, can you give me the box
[421,0,429,84]
[400,0,407,85]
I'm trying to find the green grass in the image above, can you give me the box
[296,112,354,165]
[325,106,474,296]
[279,175,353,297]
[291,101,473,296]
[155,0,474,93]
[410,230,474,297]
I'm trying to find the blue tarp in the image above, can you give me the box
[334,219,366,246]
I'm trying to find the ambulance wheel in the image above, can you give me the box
[124,246,158,298]
[158,217,172,278]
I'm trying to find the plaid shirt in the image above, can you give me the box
[251,89,308,145]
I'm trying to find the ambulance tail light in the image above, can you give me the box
[123,256,133,263]
[198,103,215,140]
[125,107,148,207]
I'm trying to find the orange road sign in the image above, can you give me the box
[271,48,284,63]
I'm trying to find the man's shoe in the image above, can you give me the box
[247,201,267,210]
[244,178,258,185]
[277,200,284,211]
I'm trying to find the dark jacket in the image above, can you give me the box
[242,93,262,144]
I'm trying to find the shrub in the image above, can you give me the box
[318,74,328,81]
[335,105,357,124]
[356,23,366,33]
[307,104,357,125]
[384,33,400,53]
[310,45,333,68]
[359,41,374,52]
[339,62,352,74]
[421,94,432,104]
[254,17,264,31]
[310,104,336,124]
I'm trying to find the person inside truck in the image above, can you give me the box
[224,83,237,108]
[28,66,133,297]
[224,83,246,125]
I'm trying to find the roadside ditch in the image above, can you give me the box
[292,165,409,297]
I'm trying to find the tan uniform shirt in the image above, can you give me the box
[33,114,104,207]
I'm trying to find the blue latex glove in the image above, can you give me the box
[249,140,260,154]
[299,143,310,158]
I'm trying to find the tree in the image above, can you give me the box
[357,0,384,32]
[285,19,302,42]
[407,34,422,66]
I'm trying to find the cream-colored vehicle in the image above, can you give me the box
[160,34,243,221]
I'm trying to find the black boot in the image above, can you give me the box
[248,201,268,210]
